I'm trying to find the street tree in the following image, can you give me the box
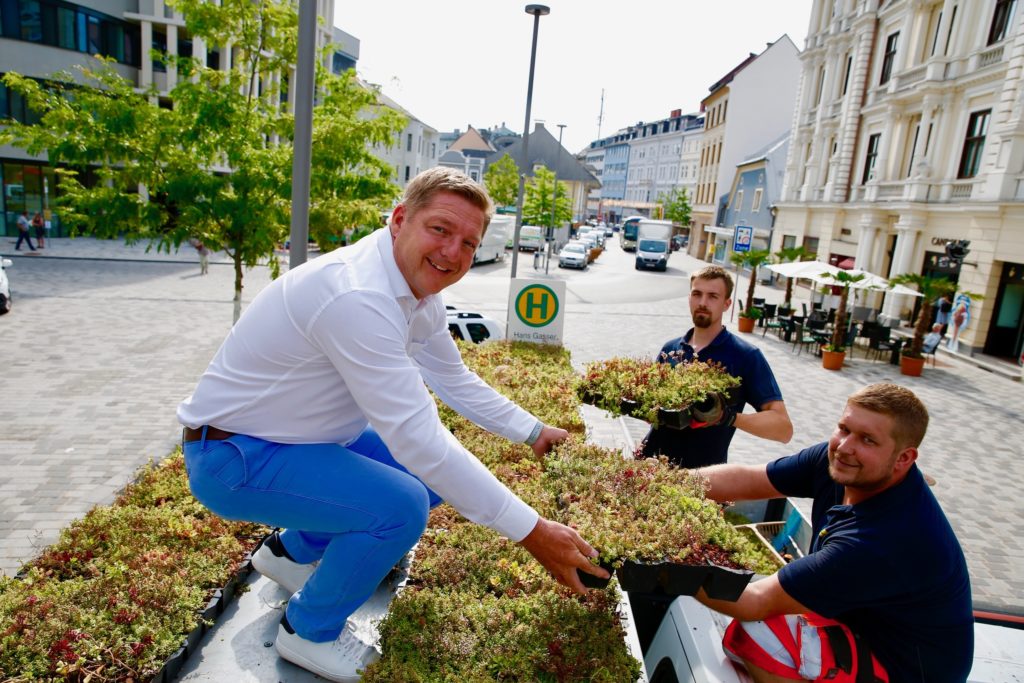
[657,187,692,227]
[522,166,572,228]
[774,245,817,309]
[1,0,403,321]
[484,153,520,208]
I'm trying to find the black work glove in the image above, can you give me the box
[689,393,736,429]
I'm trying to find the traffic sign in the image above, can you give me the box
[506,279,565,345]
[734,225,753,253]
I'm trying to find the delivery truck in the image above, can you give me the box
[635,219,673,271]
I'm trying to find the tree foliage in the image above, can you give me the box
[774,245,817,306]
[730,249,773,316]
[522,166,572,228]
[484,153,520,208]
[657,187,692,227]
[1,0,403,320]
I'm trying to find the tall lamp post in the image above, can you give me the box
[546,123,566,275]
[510,4,550,279]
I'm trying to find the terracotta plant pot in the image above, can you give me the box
[737,316,757,333]
[821,349,845,371]
[900,354,926,377]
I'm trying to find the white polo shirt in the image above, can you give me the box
[178,228,539,541]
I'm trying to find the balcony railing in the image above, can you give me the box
[894,64,927,91]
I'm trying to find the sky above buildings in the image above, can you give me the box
[334,0,813,154]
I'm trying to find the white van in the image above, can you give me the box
[474,215,512,265]
[517,225,544,252]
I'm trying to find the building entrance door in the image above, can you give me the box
[984,263,1024,361]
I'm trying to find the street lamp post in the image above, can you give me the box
[510,4,550,279]
[546,123,565,275]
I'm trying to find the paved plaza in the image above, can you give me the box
[2,235,1023,624]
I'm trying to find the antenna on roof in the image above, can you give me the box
[596,88,605,139]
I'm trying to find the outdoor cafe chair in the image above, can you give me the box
[866,326,896,362]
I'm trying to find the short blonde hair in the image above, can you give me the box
[401,167,495,233]
[847,383,929,449]
[691,265,735,299]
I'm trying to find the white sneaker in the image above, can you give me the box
[275,618,380,682]
[251,532,316,594]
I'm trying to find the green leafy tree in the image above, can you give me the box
[484,153,520,208]
[1,0,403,321]
[522,166,572,228]
[773,245,817,308]
[657,187,692,227]
[729,249,773,318]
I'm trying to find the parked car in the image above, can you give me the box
[0,258,12,315]
[557,241,589,270]
[446,310,504,344]
[671,234,688,251]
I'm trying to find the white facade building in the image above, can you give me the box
[776,0,1024,360]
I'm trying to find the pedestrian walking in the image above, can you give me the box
[188,238,211,275]
[31,212,45,249]
[15,211,36,251]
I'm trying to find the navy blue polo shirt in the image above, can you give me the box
[769,443,974,683]
[642,327,782,468]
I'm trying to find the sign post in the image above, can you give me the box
[506,279,565,345]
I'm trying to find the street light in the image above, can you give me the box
[546,123,566,275]
[510,4,550,279]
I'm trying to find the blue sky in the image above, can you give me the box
[335,1,813,154]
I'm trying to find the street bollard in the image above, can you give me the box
[533,251,540,270]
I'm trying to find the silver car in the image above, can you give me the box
[558,241,589,269]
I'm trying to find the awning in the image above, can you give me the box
[837,257,856,269]
[705,226,735,236]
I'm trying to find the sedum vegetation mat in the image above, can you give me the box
[0,341,775,682]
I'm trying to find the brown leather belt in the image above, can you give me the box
[182,425,236,443]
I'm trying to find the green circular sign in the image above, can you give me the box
[514,284,559,328]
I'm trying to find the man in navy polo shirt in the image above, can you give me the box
[642,265,792,468]
[696,383,973,682]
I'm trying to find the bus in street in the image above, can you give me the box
[620,215,643,252]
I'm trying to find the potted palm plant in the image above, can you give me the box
[730,249,772,333]
[814,270,869,370]
[773,245,816,315]
[887,274,981,376]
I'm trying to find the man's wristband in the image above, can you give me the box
[524,421,544,445]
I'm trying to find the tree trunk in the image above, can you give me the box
[831,287,849,350]
[746,265,757,311]
[233,253,244,324]
[785,277,794,306]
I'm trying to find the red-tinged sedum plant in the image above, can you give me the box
[0,454,269,681]
[577,354,740,426]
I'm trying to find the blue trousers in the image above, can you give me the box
[183,427,439,642]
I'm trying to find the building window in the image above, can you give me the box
[957,109,991,179]
[431,142,436,158]
[751,188,763,212]
[988,0,1016,44]
[406,134,412,152]
[405,165,410,182]
[879,32,899,85]
[733,190,744,212]
[842,54,852,95]
[862,133,880,184]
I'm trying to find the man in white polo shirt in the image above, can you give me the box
[177,167,607,682]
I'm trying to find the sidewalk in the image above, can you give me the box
[2,236,237,265]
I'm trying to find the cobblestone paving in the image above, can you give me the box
[2,236,1022,615]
